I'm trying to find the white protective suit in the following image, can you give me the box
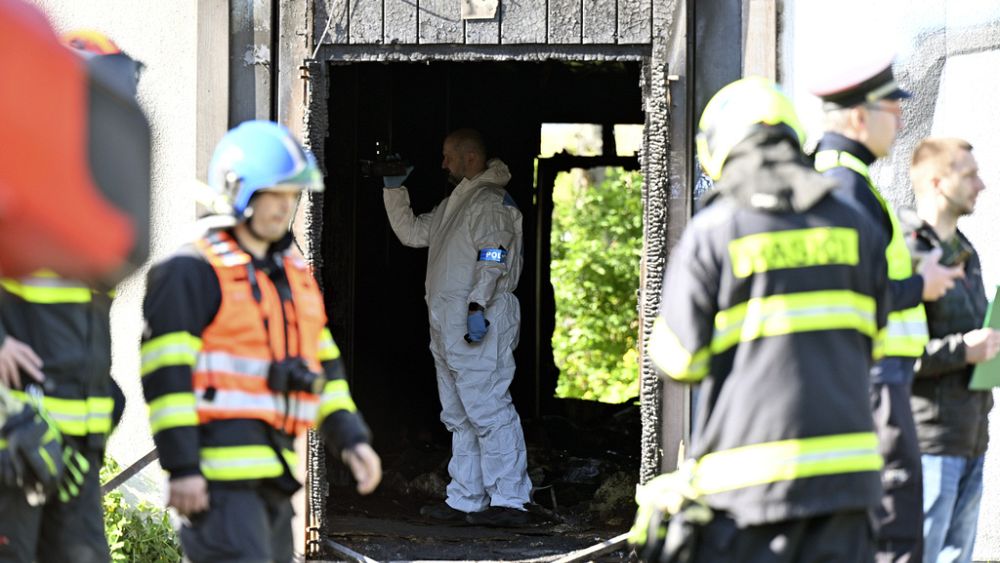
[383,158,532,512]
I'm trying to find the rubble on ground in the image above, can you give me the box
[321,398,641,561]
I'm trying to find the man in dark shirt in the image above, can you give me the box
[905,137,998,563]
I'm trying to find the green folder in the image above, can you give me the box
[969,285,1000,390]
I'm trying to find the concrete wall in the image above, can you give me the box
[782,1,1000,559]
[29,0,200,503]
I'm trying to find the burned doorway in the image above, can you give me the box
[310,58,646,558]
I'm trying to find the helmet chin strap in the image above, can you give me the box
[237,204,264,241]
[244,212,269,243]
[238,190,301,247]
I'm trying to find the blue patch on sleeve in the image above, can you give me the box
[503,193,518,209]
[478,248,507,263]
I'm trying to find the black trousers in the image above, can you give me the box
[871,379,924,563]
[180,485,294,563]
[0,449,109,563]
[691,511,874,563]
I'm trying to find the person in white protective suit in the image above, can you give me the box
[382,129,533,527]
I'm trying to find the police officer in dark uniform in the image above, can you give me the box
[812,55,964,563]
[630,77,891,562]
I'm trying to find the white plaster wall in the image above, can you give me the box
[28,0,199,503]
[783,1,1000,559]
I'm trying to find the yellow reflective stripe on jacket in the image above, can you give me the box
[317,328,341,362]
[884,311,930,357]
[693,432,882,495]
[815,150,928,358]
[9,392,113,437]
[0,276,92,304]
[712,290,877,354]
[648,316,710,382]
[148,392,198,433]
[282,448,298,470]
[873,328,886,361]
[82,397,113,435]
[141,331,203,376]
[200,445,284,480]
[318,379,357,421]
[728,227,859,278]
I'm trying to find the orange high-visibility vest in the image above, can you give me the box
[194,231,326,435]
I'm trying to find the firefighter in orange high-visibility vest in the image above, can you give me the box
[140,121,381,563]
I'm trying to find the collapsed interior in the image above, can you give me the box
[313,59,647,556]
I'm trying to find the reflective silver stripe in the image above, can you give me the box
[692,432,882,494]
[321,387,352,406]
[195,351,270,378]
[220,254,250,267]
[143,343,200,369]
[287,396,319,422]
[11,276,88,289]
[200,234,250,266]
[197,389,280,411]
[200,448,283,479]
[713,304,876,345]
[885,320,930,337]
[204,458,274,471]
[150,405,194,427]
[793,448,879,464]
[49,412,88,425]
[196,389,319,423]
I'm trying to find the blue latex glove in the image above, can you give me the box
[465,310,490,343]
[383,165,414,188]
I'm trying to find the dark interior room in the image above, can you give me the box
[315,60,646,550]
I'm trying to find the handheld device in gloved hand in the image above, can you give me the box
[382,162,414,189]
[361,142,413,185]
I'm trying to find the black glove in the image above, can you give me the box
[2,406,65,495]
[0,446,24,488]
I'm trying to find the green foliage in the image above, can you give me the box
[101,458,182,563]
[551,167,643,403]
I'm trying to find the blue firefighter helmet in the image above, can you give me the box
[208,120,323,217]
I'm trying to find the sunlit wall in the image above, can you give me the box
[783,2,1000,558]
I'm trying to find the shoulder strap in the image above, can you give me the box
[195,231,251,268]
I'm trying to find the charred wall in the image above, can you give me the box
[301,0,691,542]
